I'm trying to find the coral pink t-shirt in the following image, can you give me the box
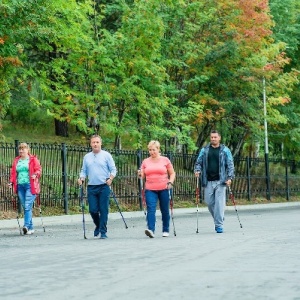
[141,156,173,190]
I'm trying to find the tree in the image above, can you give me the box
[0,1,29,139]
[269,0,300,160]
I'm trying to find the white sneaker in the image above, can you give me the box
[145,229,155,238]
[162,232,169,237]
[27,229,35,235]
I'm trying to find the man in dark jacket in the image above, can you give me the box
[194,130,235,233]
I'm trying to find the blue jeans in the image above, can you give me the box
[17,183,36,230]
[87,184,110,234]
[145,189,170,233]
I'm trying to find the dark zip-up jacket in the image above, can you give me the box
[194,144,235,187]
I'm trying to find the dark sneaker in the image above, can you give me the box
[22,226,28,235]
[145,229,155,238]
[216,227,223,233]
[100,233,108,239]
[94,227,100,238]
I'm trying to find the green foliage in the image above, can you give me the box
[1,0,299,158]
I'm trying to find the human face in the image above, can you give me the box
[148,145,160,159]
[210,133,221,147]
[18,147,29,158]
[90,137,102,153]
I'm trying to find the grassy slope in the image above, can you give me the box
[1,120,87,145]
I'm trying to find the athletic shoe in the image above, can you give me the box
[145,229,155,238]
[22,226,28,235]
[94,227,100,238]
[162,232,169,237]
[100,233,108,239]
[216,227,223,233]
[27,229,35,235]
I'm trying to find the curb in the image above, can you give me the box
[0,201,299,229]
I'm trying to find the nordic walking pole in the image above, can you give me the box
[196,178,200,234]
[228,186,243,228]
[79,185,87,239]
[12,195,22,235]
[168,189,177,236]
[9,183,22,235]
[36,195,46,232]
[140,174,146,216]
[138,169,146,215]
[109,187,128,229]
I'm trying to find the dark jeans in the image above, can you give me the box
[87,184,110,234]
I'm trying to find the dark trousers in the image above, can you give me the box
[87,184,110,234]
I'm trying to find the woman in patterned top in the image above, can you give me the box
[9,143,42,235]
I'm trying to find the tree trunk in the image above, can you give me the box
[55,119,69,137]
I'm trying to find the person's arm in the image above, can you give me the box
[137,168,145,180]
[9,159,16,184]
[106,153,117,185]
[194,149,204,177]
[167,170,176,189]
[166,159,176,189]
[32,156,42,179]
[138,161,146,180]
[9,158,18,193]
[78,156,87,185]
[225,148,235,185]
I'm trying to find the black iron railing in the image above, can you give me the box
[1,141,300,214]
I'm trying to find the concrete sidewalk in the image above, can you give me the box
[1,202,300,300]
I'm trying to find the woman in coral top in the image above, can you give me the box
[139,140,176,238]
[9,142,42,235]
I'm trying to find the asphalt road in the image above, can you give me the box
[0,202,300,300]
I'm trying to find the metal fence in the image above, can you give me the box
[1,141,300,214]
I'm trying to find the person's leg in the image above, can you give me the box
[17,184,27,231]
[214,183,226,230]
[18,184,36,233]
[99,185,110,236]
[25,190,36,231]
[158,189,170,233]
[87,185,100,236]
[145,190,158,233]
[204,181,215,219]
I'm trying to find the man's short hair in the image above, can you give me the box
[210,130,220,136]
[90,134,102,141]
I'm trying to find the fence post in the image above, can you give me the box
[246,156,251,201]
[285,159,290,201]
[61,143,68,214]
[137,149,143,211]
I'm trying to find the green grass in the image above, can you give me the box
[1,120,88,145]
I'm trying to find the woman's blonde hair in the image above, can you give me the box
[148,140,160,150]
[18,142,30,153]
